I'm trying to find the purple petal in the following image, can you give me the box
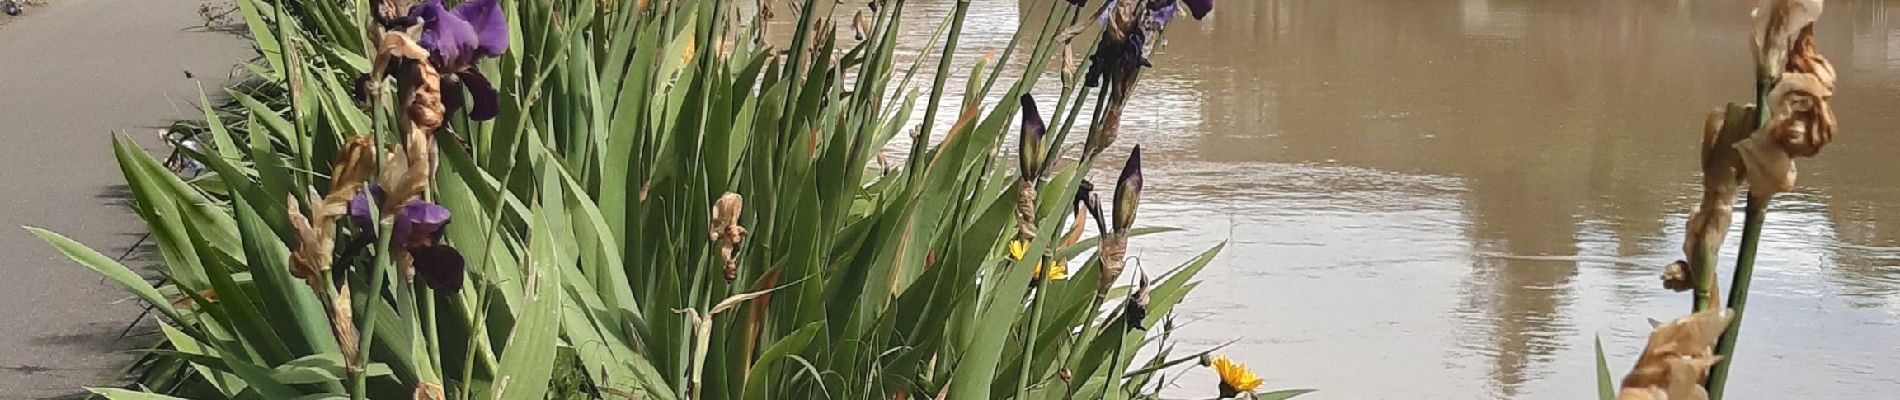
[396,201,452,245]
[461,71,500,121]
[1182,0,1213,20]
[409,245,465,292]
[348,186,384,231]
[449,0,508,58]
[439,75,466,116]
[411,0,480,72]
[1153,3,1178,25]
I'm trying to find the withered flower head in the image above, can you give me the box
[284,137,379,292]
[1735,73,1835,197]
[1016,179,1040,241]
[1076,179,1108,235]
[1660,260,1694,292]
[1112,145,1144,233]
[1619,308,1734,400]
[1753,0,1825,82]
[413,382,445,400]
[330,136,378,196]
[1765,72,1835,157]
[1124,267,1151,330]
[1097,232,1128,295]
[332,285,360,368]
[371,0,416,28]
[711,192,748,281]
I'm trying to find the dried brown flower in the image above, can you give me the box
[1785,25,1837,91]
[1124,267,1151,330]
[1753,0,1825,83]
[1619,308,1734,400]
[1665,106,1755,296]
[413,382,445,400]
[1764,73,1836,157]
[1015,180,1039,241]
[1660,260,1694,293]
[710,192,747,281]
[1098,232,1127,295]
[288,190,339,292]
[1735,73,1835,197]
[332,285,360,369]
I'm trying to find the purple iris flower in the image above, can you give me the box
[345,187,466,292]
[1181,0,1213,20]
[410,0,508,121]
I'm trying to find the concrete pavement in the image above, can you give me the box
[0,0,245,397]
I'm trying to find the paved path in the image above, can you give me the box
[0,0,244,397]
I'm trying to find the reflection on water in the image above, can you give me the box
[831,0,1900,398]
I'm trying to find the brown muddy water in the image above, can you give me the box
[800,0,1900,398]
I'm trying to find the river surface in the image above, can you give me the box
[806,0,1900,398]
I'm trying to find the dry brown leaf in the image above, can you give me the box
[1619,308,1733,400]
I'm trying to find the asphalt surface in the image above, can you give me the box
[0,0,245,397]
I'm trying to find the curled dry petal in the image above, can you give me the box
[332,285,361,369]
[1753,0,1824,82]
[400,59,446,134]
[1734,73,1833,197]
[1766,73,1835,157]
[710,193,748,281]
[1660,260,1694,292]
[287,195,323,284]
[1734,135,1797,196]
[1077,179,1108,235]
[1015,181,1039,241]
[330,136,378,196]
[1666,105,1754,296]
[413,382,445,400]
[1097,232,1127,295]
[1619,308,1734,400]
[1785,25,1837,91]
[1125,268,1151,330]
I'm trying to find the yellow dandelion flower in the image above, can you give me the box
[1212,355,1263,398]
[1009,240,1069,282]
[1036,259,1069,281]
[1007,239,1029,261]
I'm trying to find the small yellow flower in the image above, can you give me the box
[1007,240,1069,282]
[1212,355,1263,398]
[1037,260,1069,281]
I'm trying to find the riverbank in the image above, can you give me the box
[0,0,245,397]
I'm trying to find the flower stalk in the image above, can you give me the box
[1691,1,1838,398]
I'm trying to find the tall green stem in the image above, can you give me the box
[1706,78,1772,400]
[1018,283,1048,399]
[1705,195,1767,400]
[351,219,395,400]
[1099,322,1129,400]
[910,0,971,176]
